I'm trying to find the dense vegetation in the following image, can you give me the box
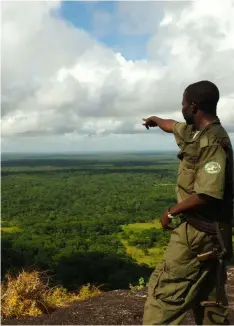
[1,152,179,290]
[122,224,170,249]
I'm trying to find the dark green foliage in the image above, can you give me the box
[127,228,170,249]
[1,153,178,289]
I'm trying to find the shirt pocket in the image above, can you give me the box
[177,161,195,193]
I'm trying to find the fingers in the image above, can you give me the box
[142,120,149,129]
[142,118,156,129]
[142,122,149,129]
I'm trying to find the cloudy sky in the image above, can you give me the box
[2,0,234,153]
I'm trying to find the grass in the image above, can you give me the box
[120,220,166,268]
[121,239,165,267]
[1,226,22,233]
[1,270,101,319]
[121,220,162,232]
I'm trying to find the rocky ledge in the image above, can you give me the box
[2,268,234,325]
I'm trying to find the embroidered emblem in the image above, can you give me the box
[204,162,221,174]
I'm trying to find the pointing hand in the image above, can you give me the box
[142,117,157,130]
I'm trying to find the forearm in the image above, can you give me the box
[150,117,176,133]
[169,194,213,216]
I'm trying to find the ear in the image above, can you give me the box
[190,102,197,113]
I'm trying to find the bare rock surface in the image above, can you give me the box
[2,268,234,325]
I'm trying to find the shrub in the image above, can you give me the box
[1,270,101,319]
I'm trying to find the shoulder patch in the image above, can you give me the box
[204,162,221,174]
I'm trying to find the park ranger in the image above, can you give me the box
[142,80,233,325]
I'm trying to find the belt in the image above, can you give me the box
[182,213,216,235]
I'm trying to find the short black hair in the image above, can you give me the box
[185,80,219,114]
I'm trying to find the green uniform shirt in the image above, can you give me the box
[173,118,233,222]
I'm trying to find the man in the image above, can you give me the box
[142,80,233,325]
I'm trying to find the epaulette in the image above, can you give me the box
[218,137,231,150]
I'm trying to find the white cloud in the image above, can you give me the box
[1,0,234,152]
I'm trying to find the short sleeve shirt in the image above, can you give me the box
[194,144,226,200]
[172,120,230,221]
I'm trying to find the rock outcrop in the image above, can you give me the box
[2,268,234,325]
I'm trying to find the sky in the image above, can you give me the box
[1,0,234,153]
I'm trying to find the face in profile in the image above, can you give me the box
[182,91,196,125]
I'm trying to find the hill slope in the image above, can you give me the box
[3,268,234,325]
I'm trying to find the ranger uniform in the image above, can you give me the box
[143,118,233,325]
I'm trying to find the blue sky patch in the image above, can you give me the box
[56,1,154,60]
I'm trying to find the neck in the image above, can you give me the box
[194,114,217,131]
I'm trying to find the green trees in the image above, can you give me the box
[123,228,170,249]
[1,154,178,289]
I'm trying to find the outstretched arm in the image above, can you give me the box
[142,116,176,133]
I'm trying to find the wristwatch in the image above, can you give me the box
[167,208,175,219]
